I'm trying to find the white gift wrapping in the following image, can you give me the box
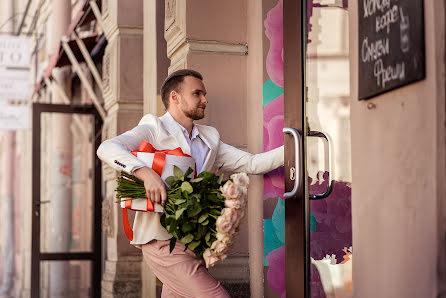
[120,151,196,213]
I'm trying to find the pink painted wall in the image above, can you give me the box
[189,54,248,146]
[186,0,247,43]
[349,1,446,297]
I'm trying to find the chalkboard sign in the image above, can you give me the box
[358,0,425,100]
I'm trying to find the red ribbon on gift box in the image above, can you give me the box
[122,140,195,241]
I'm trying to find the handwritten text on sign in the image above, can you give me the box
[358,0,425,100]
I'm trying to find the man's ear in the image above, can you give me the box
[170,90,179,105]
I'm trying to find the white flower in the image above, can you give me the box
[225,198,243,209]
[216,232,232,244]
[221,207,239,227]
[203,249,220,268]
[211,240,228,255]
[216,215,233,234]
[231,173,250,187]
[220,180,240,199]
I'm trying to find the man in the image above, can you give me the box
[97,69,284,297]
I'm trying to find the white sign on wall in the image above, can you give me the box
[0,70,31,101]
[0,37,31,130]
[0,104,30,130]
[0,36,30,68]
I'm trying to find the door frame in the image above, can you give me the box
[31,103,103,298]
[283,0,309,297]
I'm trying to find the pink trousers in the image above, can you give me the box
[141,240,230,298]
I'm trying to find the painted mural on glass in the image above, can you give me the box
[263,0,353,297]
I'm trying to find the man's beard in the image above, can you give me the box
[182,105,205,120]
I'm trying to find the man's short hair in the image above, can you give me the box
[160,69,203,109]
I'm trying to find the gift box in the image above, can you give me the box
[120,141,196,212]
[120,141,196,241]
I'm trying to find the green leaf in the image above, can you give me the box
[181,234,194,244]
[181,222,194,233]
[190,194,201,202]
[201,219,209,226]
[174,166,183,178]
[194,232,201,240]
[181,181,193,194]
[206,233,214,247]
[190,177,204,183]
[198,214,208,223]
[167,220,177,233]
[174,199,187,205]
[185,167,194,178]
[197,224,207,236]
[171,189,182,199]
[205,232,211,243]
[188,203,202,217]
[198,171,215,181]
[218,174,224,184]
[165,176,177,186]
[175,208,186,220]
[210,209,221,216]
[171,230,179,239]
[206,194,217,201]
[188,240,200,251]
[160,214,166,227]
[169,237,177,253]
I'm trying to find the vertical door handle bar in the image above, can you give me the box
[308,131,334,199]
[283,127,302,199]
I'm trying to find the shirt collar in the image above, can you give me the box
[166,111,200,140]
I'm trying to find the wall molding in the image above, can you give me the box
[168,38,248,59]
[208,255,250,283]
[187,39,248,56]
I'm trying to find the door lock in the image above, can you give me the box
[290,167,296,181]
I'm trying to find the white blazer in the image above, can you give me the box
[97,113,284,245]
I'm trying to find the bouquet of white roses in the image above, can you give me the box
[116,167,249,268]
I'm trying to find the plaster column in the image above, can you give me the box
[0,0,16,296]
[100,0,145,296]
[0,132,15,296]
[164,1,253,295]
[48,0,73,297]
[246,1,266,296]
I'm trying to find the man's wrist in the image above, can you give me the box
[134,166,155,181]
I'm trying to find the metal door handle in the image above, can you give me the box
[308,131,334,200]
[35,200,50,206]
[283,127,302,199]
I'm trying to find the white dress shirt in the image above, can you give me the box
[166,112,209,174]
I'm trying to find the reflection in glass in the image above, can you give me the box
[306,2,353,297]
[40,113,94,254]
[40,261,92,297]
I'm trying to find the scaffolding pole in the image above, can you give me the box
[61,35,106,120]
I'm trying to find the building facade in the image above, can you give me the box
[0,0,444,297]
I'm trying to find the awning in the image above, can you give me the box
[67,0,102,36]
[33,0,105,94]
[34,34,106,93]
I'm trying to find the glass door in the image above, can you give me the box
[283,0,352,297]
[31,103,103,298]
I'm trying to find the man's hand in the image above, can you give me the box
[134,167,167,205]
